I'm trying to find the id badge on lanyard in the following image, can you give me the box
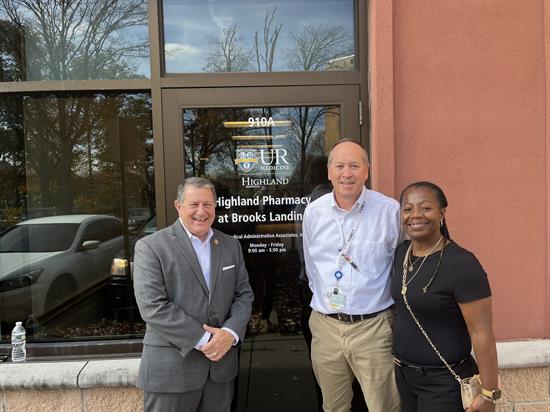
[327,285,346,311]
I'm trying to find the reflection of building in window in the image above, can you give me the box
[327,54,355,71]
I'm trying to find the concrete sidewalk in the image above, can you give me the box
[236,333,320,412]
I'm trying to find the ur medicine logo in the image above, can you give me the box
[235,147,292,187]
[235,149,257,172]
[235,148,291,174]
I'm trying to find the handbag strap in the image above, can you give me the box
[401,242,463,384]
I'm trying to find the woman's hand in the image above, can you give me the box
[466,394,496,412]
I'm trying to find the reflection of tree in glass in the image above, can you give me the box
[283,106,339,191]
[202,6,353,74]
[255,107,276,178]
[203,24,252,72]
[217,108,253,175]
[0,95,25,221]
[22,96,91,212]
[253,7,282,72]
[0,94,152,214]
[203,7,282,73]
[285,25,353,71]
[183,110,235,177]
[77,94,153,214]
[184,108,275,180]
[0,0,148,80]
[0,19,24,81]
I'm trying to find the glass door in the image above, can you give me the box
[162,85,360,412]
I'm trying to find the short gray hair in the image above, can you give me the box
[327,138,370,166]
[177,177,217,203]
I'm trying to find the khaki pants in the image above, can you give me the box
[309,310,401,412]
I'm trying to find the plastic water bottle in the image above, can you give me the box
[11,322,26,362]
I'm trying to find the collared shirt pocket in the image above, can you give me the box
[357,240,393,278]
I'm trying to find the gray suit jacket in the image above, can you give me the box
[133,220,253,393]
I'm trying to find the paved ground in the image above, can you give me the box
[236,333,320,412]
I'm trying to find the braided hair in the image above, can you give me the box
[399,181,451,240]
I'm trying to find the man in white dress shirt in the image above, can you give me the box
[303,140,401,412]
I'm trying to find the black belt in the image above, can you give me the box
[393,356,469,372]
[325,307,388,323]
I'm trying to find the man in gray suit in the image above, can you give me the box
[134,177,253,412]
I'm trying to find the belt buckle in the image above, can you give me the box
[337,313,351,322]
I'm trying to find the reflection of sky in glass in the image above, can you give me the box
[163,0,354,73]
[0,1,150,81]
[121,27,151,79]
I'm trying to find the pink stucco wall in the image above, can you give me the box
[370,0,550,340]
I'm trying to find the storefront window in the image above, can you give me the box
[0,92,153,342]
[0,0,150,81]
[163,0,355,73]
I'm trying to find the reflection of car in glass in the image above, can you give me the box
[0,215,123,322]
[127,207,151,232]
[110,215,156,315]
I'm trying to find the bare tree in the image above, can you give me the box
[285,105,339,189]
[253,7,282,72]
[183,109,235,177]
[286,24,352,71]
[203,24,251,72]
[0,0,148,80]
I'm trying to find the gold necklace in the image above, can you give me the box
[407,253,422,272]
[401,236,443,295]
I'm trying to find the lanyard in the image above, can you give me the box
[334,200,365,280]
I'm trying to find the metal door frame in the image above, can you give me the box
[160,85,361,226]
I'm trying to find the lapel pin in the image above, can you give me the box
[214,239,219,246]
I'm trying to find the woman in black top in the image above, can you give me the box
[391,182,499,412]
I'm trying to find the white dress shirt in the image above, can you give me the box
[178,219,239,348]
[302,187,402,315]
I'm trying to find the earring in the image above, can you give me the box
[440,217,444,227]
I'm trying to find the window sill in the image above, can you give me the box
[0,358,140,389]
[497,339,550,369]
